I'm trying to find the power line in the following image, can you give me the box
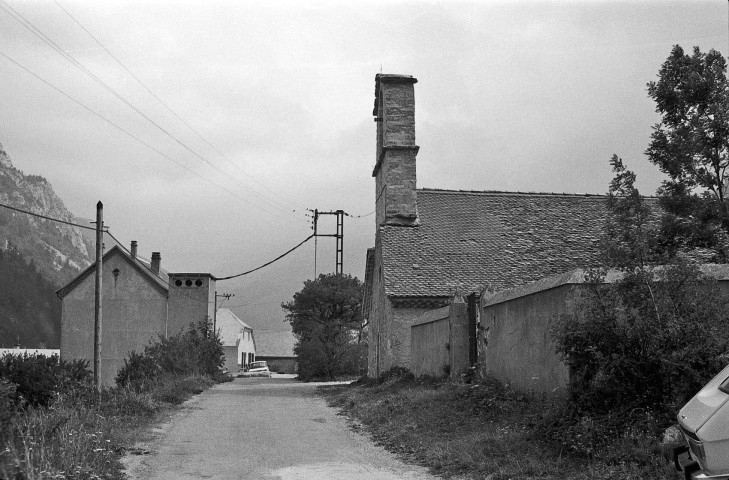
[0,47,274,208]
[0,201,100,231]
[0,0,299,220]
[51,0,296,216]
[216,234,315,281]
[345,210,375,218]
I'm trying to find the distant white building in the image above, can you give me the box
[215,308,255,371]
[254,330,297,374]
[0,347,60,357]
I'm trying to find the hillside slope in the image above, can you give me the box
[0,143,92,286]
[0,142,93,347]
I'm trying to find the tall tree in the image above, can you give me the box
[646,45,729,259]
[282,274,365,380]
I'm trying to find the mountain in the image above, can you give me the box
[0,142,94,347]
[0,247,61,348]
[0,143,93,286]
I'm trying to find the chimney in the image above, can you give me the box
[151,252,161,273]
[130,241,138,258]
[372,74,419,227]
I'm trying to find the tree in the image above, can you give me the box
[547,158,729,458]
[282,274,365,380]
[646,45,729,259]
[602,155,659,267]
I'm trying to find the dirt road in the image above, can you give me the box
[123,376,440,480]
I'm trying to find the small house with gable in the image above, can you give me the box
[57,241,220,386]
[215,307,255,372]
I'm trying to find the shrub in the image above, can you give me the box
[547,261,729,457]
[0,353,91,408]
[0,378,18,442]
[116,319,224,389]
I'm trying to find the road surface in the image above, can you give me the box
[123,376,441,480]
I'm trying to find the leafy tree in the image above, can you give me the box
[115,318,224,390]
[647,45,729,259]
[546,157,729,458]
[282,274,365,380]
[602,155,659,267]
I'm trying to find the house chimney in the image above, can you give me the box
[151,252,161,273]
[372,74,419,227]
[130,241,138,258]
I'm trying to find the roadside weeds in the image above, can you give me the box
[1,374,227,480]
[320,372,682,480]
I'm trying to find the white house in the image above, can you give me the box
[215,308,255,371]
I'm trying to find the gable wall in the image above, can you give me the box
[61,251,168,386]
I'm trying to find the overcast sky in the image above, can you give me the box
[1,0,726,332]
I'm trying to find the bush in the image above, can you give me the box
[116,319,224,389]
[0,353,91,408]
[548,261,729,457]
[0,378,18,442]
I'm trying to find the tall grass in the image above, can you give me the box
[322,369,681,480]
[1,319,227,479]
[1,375,216,479]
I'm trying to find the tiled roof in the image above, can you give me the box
[254,330,296,358]
[380,189,618,298]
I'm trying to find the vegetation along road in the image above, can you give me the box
[123,376,439,480]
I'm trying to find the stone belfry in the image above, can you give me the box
[372,74,419,227]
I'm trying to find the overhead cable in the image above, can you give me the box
[0,0,299,220]
[0,48,270,207]
[52,0,296,215]
[0,201,99,231]
[215,234,315,281]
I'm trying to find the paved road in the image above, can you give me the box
[123,376,440,480]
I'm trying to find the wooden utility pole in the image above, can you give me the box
[94,201,103,392]
[213,292,233,334]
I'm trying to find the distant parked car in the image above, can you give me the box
[240,361,271,378]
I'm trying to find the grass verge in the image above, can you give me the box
[321,370,682,480]
[0,373,227,480]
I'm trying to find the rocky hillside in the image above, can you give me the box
[0,142,94,347]
[0,142,93,288]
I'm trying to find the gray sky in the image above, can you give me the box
[1,0,726,331]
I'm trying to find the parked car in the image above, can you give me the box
[674,363,729,479]
[240,361,271,378]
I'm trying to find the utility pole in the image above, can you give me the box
[309,209,345,275]
[314,209,318,278]
[93,201,103,393]
[213,291,234,334]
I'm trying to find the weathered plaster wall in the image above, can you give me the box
[61,252,167,386]
[480,285,573,393]
[222,345,238,372]
[410,302,470,379]
[410,307,449,377]
[167,274,215,334]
